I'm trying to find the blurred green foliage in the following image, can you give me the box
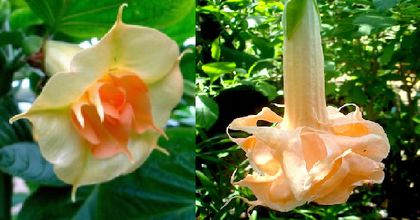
[196,0,419,219]
[0,0,195,219]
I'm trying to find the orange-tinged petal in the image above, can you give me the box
[248,139,281,176]
[236,173,305,212]
[114,74,156,133]
[227,105,389,211]
[69,70,158,160]
[229,107,282,128]
[332,123,369,137]
[314,152,384,205]
[301,132,327,170]
[333,134,389,162]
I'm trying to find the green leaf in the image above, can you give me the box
[19,128,195,220]
[413,115,420,124]
[180,48,195,83]
[324,61,337,78]
[415,125,420,135]
[0,96,32,146]
[348,86,368,105]
[254,81,278,101]
[196,170,213,188]
[379,44,395,65]
[252,36,274,59]
[18,186,90,220]
[28,70,44,94]
[202,62,236,79]
[357,24,373,35]
[196,170,217,197]
[0,142,65,186]
[25,0,195,41]
[353,14,396,30]
[0,31,24,47]
[325,82,337,96]
[196,95,219,130]
[285,0,308,39]
[183,80,195,98]
[373,0,398,12]
[161,4,195,44]
[0,0,10,24]
[220,46,259,69]
[22,36,42,55]
[211,37,221,61]
[10,8,43,30]
[93,128,195,219]
[171,106,195,127]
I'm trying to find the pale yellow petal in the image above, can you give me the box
[20,75,162,195]
[70,7,179,85]
[11,72,97,117]
[148,63,183,128]
[54,132,158,189]
[17,110,157,190]
[44,40,83,76]
[26,110,83,166]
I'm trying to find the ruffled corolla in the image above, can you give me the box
[227,0,389,212]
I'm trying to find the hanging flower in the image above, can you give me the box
[227,0,389,212]
[10,4,183,200]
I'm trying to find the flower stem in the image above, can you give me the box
[282,0,328,130]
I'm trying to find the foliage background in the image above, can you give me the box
[0,0,195,219]
[196,0,419,219]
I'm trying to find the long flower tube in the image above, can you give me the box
[10,4,183,200]
[227,0,390,212]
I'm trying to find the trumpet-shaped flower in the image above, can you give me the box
[227,0,389,212]
[11,4,183,200]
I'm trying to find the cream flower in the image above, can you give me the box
[227,0,389,212]
[10,4,183,200]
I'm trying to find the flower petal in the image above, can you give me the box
[229,107,282,129]
[26,110,83,166]
[314,152,384,205]
[55,133,158,188]
[237,174,305,212]
[148,63,183,128]
[248,139,281,176]
[333,134,389,162]
[10,4,183,200]
[70,5,179,85]
[45,40,83,76]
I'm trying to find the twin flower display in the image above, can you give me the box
[10,1,389,212]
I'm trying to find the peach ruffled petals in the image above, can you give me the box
[68,70,160,161]
[227,106,390,212]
